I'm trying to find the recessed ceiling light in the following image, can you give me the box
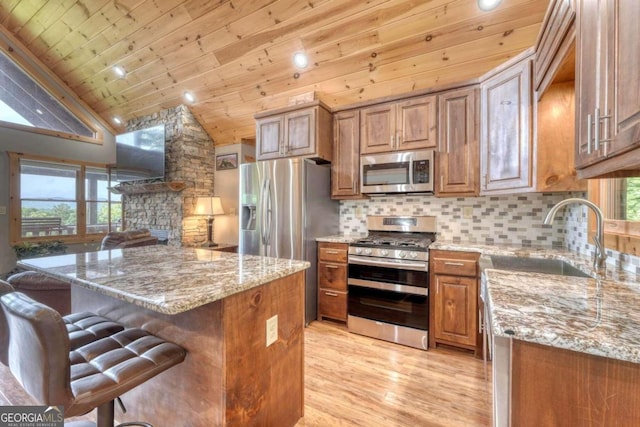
[477,0,502,11]
[35,109,43,115]
[113,65,126,78]
[113,116,122,125]
[293,52,308,69]
[184,91,195,103]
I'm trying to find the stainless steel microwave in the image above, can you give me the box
[360,150,434,194]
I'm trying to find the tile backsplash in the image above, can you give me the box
[339,191,640,274]
[340,193,575,247]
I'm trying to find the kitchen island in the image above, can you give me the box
[432,241,640,426]
[18,245,310,427]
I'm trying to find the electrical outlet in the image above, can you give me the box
[0,206,5,215]
[463,206,473,219]
[266,315,278,347]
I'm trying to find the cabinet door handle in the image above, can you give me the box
[390,134,395,147]
[479,309,483,334]
[599,110,613,156]
[325,250,339,254]
[353,179,357,193]
[325,291,339,297]
[586,113,593,155]
[325,264,339,269]
[594,108,601,151]
[444,261,465,266]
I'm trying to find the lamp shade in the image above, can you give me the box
[194,196,224,217]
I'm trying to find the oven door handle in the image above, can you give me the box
[348,278,428,296]
[348,255,427,272]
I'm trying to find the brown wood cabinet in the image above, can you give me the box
[575,0,640,177]
[360,95,436,155]
[317,242,348,322]
[255,101,332,162]
[331,110,365,199]
[510,340,640,426]
[436,86,479,197]
[534,0,576,97]
[430,250,481,356]
[480,52,534,194]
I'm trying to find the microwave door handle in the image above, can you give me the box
[409,162,414,186]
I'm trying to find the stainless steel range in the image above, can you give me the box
[347,215,436,350]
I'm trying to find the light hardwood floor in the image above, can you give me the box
[298,321,492,427]
[0,321,492,426]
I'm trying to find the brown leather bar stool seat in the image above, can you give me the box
[0,280,125,366]
[1,291,186,427]
[7,270,71,315]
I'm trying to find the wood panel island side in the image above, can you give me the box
[18,246,309,427]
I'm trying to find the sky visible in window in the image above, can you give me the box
[0,99,33,126]
[21,174,111,201]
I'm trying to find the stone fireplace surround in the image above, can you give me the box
[122,105,216,247]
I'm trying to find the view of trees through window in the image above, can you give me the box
[20,160,121,238]
[626,178,640,221]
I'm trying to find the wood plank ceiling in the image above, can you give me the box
[0,0,551,145]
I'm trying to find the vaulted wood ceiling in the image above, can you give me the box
[0,0,550,145]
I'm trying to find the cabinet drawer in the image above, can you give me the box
[318,243,348,263]
[431,251,479,277]
[318,289,347,321]
[318,261,347,291]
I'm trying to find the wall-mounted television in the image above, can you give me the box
[112,124,165,182]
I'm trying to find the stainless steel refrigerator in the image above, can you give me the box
[239,158,339,324]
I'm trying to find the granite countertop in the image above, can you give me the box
[316,233,366,244]
[432,241,640,364]
[18,245,310,315]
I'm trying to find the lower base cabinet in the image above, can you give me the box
[430,250,482,356]
[317,242,348,322]
[495,338,640,426]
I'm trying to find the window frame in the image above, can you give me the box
[588,179,640,257]
[0,36,104,144]
[9,152,119,245]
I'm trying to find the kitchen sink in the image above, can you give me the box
[487,255,592,278]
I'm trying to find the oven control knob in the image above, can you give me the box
[398,252,406,258]
[380,249,389,256]
[364,248,373,255]
[409,251,418,259]
[355,247,362,254]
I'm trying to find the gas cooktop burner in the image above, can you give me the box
[351,233,433,250]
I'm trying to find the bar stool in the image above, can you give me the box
[1,291,186,427]
[7,270,71,315]
[0,280,125,366]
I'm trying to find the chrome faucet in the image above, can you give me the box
[543,198,607,270]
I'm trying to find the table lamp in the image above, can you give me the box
[194,196,225,247]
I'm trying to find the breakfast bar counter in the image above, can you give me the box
[19,246,310,427]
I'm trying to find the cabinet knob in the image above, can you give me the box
[325,291,339,297]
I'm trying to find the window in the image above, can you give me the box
[588,178,640,256]
[0,49,101,142]
[10,154,121,244]
[85,168,122,234]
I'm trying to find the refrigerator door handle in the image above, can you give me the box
[265,178,273,246]
[261,178,273,246]
[260,179,268,245]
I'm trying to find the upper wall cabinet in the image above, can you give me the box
[360,95,437,155]
[534,0,576,98]
[480,52,534,194]
[575,0,640,178]
[436,87,479,197]
[331,110,365,199]
[255,101,332,162]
